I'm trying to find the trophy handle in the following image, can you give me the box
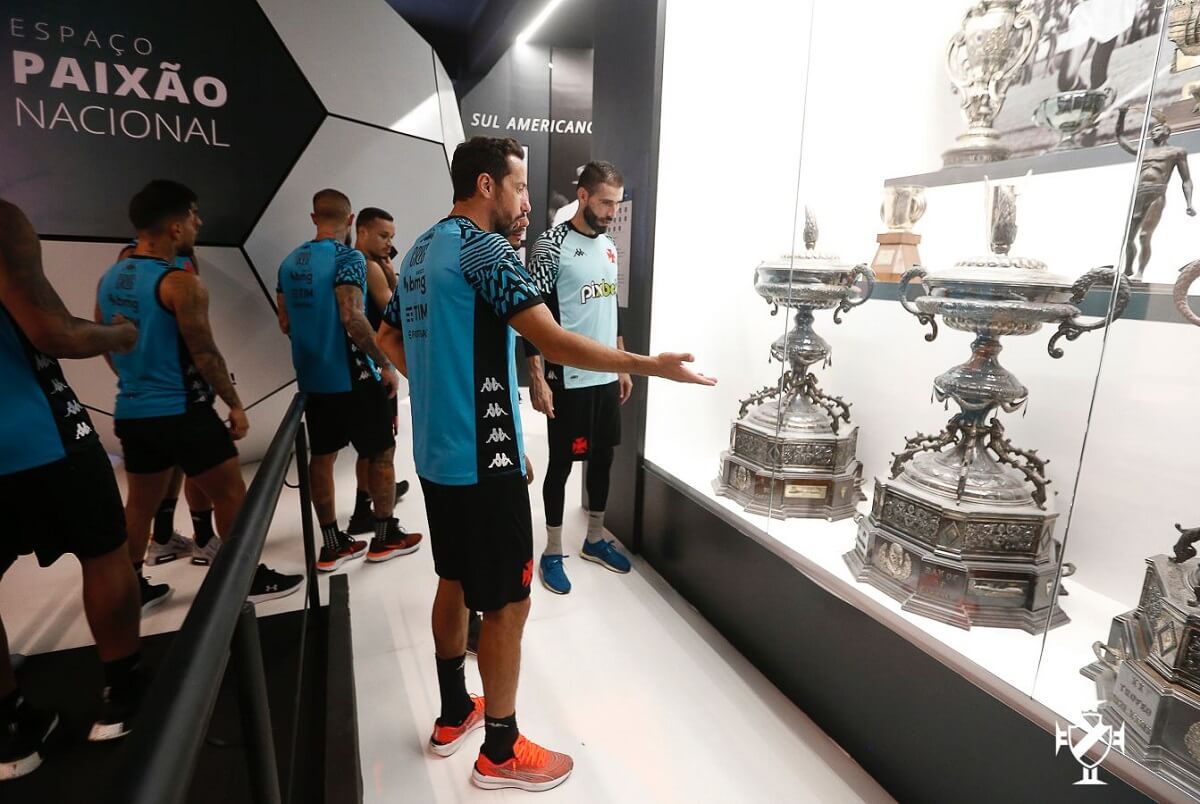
[898,266,938,341]
[1174,259,1200,327]
[1047,266,1131,358]
[994,7,1041,92]
[908,192,926,225]
[834,263,876,324]
[945,30,970,93]
[1092,640,1125,670]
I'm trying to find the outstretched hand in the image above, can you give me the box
[653,352,717,386]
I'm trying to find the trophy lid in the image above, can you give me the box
[756,208,850,275]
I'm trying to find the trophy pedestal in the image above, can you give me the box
[1082,554,1200,795]
[871,232,922,282]
[942,131,1009,167]
[843,477,1067,633]
[714,420,863,521]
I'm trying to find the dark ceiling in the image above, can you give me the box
[387,0,595,90]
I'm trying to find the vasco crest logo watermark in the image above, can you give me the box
[1054,708,1125,785]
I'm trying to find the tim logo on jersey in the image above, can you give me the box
[579,280,618,305]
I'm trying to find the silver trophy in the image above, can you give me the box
[1032,88,1115,151]
[881,185,927,233]
[873,186,927,281]
[715,210,875,520]
[1175,259,1200,325]
[1081,527,1200,795]
[845,185,1131,632]
[943,1,1041,167]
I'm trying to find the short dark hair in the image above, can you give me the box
[451,137,524,202]
[312,188,352,222]
[578,161,623,194]
[129,180,197,232]
[356,207,393,229]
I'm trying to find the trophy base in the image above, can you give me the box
[713,422,864,521]
[1084,661,1200,798]
[871,232,922,282]
[843,478,1067,633]
[942,133,1010,167]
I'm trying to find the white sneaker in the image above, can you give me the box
[146,531,193,566]
[191,537,221,566]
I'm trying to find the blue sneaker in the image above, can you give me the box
[581,539,631,574]
[539,554,571,594]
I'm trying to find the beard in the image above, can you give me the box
[583,205,611,233]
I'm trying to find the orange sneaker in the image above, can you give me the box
[471,734,573,792]
[429,695,485,757]
[366,520,422,562]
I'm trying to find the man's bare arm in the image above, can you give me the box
[377,321,407,378]
[1179,151,1195,211]
[162,272,242,409]
[510,304,716,385]
[336,284,394,370]
[94,300,117,375]
[365,259,393,320]
[276,292,289,335]
[0,200,135,358]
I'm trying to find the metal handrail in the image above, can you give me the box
[108,392,312,804]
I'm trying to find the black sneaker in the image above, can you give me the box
[366,519,423,563]
[395,479,409,501]
[139,574,172,614]
[346,511,373,536]
[88,680,141,743]
[466,611,482,656]
[248,564,303,604]
[0,696,58,780]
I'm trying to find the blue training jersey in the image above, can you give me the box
[97,256,213,419]
[277,239,379,394]
[0,303,98,474]
[384,216,543,486]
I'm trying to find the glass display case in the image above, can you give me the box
[646,0,1200,798]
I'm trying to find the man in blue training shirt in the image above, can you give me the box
[0,199,142,772]
[377,136,716,792]
[98,180,302,609]
[525,160,632,594]
[276,190,421,573]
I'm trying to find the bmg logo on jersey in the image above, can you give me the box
[580,280,618,305]
[402,272,427,295]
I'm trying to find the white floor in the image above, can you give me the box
[0,398,891,804]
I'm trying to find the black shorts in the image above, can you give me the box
[420,474,533,612]
[305,382,394,458]
[0,442,127,574]
[547,380,621,462]
[115,405,238,476]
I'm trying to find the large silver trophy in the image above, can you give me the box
[1081,527,1200,795]
[715,211,875,520]
[845,185,1130,632]
[943,1,1041,167]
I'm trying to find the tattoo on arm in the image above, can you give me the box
[168,274,242,409]
[336,284,393,369]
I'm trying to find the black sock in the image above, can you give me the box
[353,489,371,518]
[320,522,340,551]
[482,713,519,763]
[191,509,215,548]
[0,688,20,720]
[152,497,177,545]
[435,654,473,726]
[374,517,391,542]
[102,652,141,699]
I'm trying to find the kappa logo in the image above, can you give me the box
[580,280,618,304]
[546,370,558,381]
[488,452,514,469]
[485,428,511,443]
[573,248,586,257]
[65,400,83,417]
[50,379,67,394]
[35,354,53,370]
[74,422,92,439]
[480,377,504,393]
[359,370,371,381]
[484,402,509,418]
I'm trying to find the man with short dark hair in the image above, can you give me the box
[525,160,630,595]
[378,136,715,792]
[346,207,411,537]
[0,200,143,775]
[277,190,421,574]
[98,180,302,607]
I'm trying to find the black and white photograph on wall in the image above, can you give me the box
[989,0,1200,159]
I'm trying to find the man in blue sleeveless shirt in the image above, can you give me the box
[277,190,421,574]
[378,137,716,792]
[0,200,143,777]
[98,181,302,607]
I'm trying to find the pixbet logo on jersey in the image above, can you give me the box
[579,280,617,305]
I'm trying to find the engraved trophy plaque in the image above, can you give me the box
[845,185,1131,632]
[943,1,1040,167]
[872,185,926,282]
[715,210,875,521]
[1081,527,1200,795]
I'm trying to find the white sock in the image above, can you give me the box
[586,511,606,544]
[544,525,563,557]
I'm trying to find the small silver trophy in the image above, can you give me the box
[872,185,926,281]
[1032,88,1115,151]
[943,1,1041,166]
[845,184,1130,632]
[715,210,875,520]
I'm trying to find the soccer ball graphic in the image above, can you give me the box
[19,0,463,461]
